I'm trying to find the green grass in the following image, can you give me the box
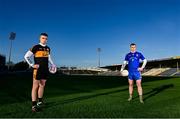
[0,73,180,118]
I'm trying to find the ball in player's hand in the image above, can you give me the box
[120,70,129,76]
[49,64,57,74]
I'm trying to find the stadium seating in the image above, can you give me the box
[99,71,121,76]
[159,68,178,76]
[173,71,180,76]
[142,68,179,76]
[142,68,170,76]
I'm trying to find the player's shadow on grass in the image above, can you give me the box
[45,88,128,108]
[143,84,174,101]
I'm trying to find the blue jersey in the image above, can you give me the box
[125,51,145,72]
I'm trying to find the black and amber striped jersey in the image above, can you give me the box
[30,44,50,69]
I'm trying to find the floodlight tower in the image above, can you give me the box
[8,32,16,70]
[97,48,101,68]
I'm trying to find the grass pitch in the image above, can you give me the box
[0,73,180,118]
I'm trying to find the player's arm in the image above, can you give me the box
[24,50,34,67]
[138,59,147,71]
[141,59,147,69]
[48,54,55,66]
[48,54,57,74]
[138,53,147,71]
[121,54,128,71]
[24,50,39,69]
[121,61,128,71]
[48,47,57,68]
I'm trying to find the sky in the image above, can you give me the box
[0,0,179,67]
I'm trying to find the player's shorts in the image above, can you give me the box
[33,67,49,80]
[128,71,142,80]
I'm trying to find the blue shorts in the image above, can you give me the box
[128,71,142,80]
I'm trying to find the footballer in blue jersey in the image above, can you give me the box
[125,51,145,80]
[121,43,147,103]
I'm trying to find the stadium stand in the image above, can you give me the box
[99,71,121,76]
[0,54,6,72]
[59,67,108,75]
[173,71,180,76]
[142,68,170,76]
[102,56,180,76]
[158,68,178,76]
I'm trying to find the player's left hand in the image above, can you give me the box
[49,64,57,74]
[138,67,144,72]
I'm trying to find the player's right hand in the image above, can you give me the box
[33,64,39,69]
[138,67,143,72]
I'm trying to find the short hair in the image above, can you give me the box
[40,33,48,37]
[130,43,136,46]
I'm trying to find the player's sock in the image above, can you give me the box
[37,98,44,107]
[128,94,133,101]
[38,98,43,102]
[139,95,144,103]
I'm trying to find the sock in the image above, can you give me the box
[129,94,132,98]
[38,98,43,102]
[128,94,133,101]
[32,101,37,106]
[139,95,143,101]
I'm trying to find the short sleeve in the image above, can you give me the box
[30,45,38,54]
[140,53,145,60]
[47,46,51,54]
[125,54,129,61]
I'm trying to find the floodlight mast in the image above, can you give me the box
[97,48,101,68]
[8,32,16,70]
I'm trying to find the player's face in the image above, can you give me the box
[130,45,136,53]
[40,35,48,45]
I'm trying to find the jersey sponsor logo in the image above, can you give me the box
[129,57,138,62]
[35,51,49,57]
